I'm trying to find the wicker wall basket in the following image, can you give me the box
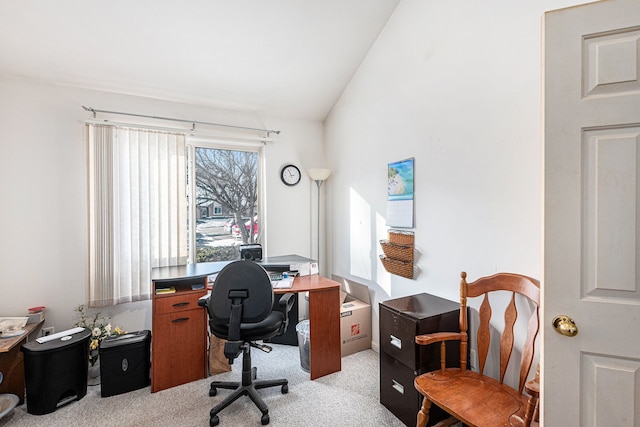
[379,240,414,262]
[380,255,413,279]
[388,229,414,246]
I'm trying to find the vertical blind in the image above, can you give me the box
[88,124,187,306]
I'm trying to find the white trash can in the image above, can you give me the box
[295,320,310,373]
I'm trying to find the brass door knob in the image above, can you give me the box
[552,315,578,337]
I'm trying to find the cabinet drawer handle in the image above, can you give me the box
[390,335,402,349]
[172,302,190,308]
[392,379,404,394]
[172,317,189,323]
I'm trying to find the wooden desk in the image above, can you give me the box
[0,321,44,404]
[275,274,341,380]
[151,262,342,387]
[151,265,216,392]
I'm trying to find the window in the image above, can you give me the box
[88,124,188,307]
[88,124,261,306]
[188,143,261,263]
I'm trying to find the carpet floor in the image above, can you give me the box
[0,344,406,426]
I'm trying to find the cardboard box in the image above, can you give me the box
[333,275,371,357]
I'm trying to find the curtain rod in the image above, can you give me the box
[84,119,272,146]
[81,106,281,137]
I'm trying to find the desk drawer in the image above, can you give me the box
[380,352,448,426]
[380,307,420,368]
[380,302,460,370]
[154,292,204,315]
[380,351,422,426]
[151,309,206,392]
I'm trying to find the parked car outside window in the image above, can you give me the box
[232,217,258,238]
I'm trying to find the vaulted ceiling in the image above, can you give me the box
[0,0,399,121]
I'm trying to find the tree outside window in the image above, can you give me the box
[190,146,260,262]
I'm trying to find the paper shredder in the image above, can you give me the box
[99,330,151,397]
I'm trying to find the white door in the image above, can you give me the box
[544,0,640,425]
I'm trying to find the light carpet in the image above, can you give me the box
[0,344,406,427]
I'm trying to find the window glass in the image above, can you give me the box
[188,144,260,263]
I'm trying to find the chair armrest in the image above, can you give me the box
[197,294,209,308]
[525,375,540,398]
[523,365,540,424]
[278,293,295,314]
[277,293,295,336]
[415,332,464,346]
[416,332,466,373]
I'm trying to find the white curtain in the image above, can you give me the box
[88,124,187,306]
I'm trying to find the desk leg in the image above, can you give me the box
[0,339,27,405]
[308,287,341,380]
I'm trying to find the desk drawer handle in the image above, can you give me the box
[172,302,190,308]
[172,317,189,323]
[390,335,402,349]
[392,379,404,394]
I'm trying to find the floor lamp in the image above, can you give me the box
[308,168,331,269]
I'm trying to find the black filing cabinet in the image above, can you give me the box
[379,293,462,427]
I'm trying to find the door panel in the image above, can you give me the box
[581,353,640,426]
[583,128,640,299]
[583,28,640,97]
[544,1,640,425]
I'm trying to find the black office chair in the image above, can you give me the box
[201,260,295,426]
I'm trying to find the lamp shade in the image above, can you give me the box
[308,168,331,181]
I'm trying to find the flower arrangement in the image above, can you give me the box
[73,304,125,366]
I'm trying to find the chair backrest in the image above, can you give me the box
[460,271,540,394]
[209,260,274,325]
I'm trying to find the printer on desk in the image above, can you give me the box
[256,254,318,276]
[239,247,319,276]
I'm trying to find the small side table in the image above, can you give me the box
[0,321,44,405]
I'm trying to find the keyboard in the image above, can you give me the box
[268,272,283,281]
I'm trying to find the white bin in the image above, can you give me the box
[295,320,310,373]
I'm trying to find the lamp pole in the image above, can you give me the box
[314,178,323,263]
[308,169,331,270]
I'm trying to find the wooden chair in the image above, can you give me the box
[414,272,540,427]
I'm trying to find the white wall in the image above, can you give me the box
[324,0,588,358]
[260,116,326,260]
[0,76,323,333]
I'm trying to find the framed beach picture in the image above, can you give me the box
[386,158,414,228]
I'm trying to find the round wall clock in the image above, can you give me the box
[280,164,301,186]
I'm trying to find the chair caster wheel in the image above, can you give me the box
[261,413,269,425]
[210,415,219,426]
[281,384,288,394]
[209,387,217,396]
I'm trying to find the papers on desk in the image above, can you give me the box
[271,277,294,289]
